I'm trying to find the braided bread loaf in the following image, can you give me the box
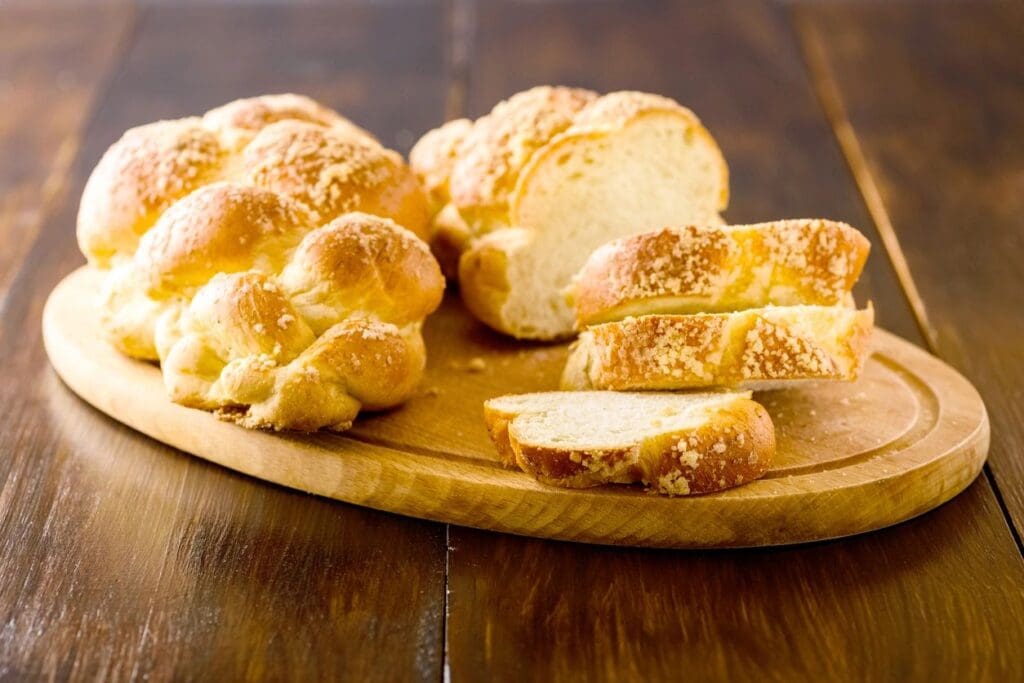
[77,95,444,431]
[410,86,728,340]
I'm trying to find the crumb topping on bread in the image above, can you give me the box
[562,305,873,391]
[484,391,774,495]
[78,95,444,432]
[569,219,871,326]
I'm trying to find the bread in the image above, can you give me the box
[483,391,774,495]
[562,305,874,391]
[78,94,430,268]
[77,95,444,431]
[410,86,729,339]
[408,118,474,277]
[568,219,871,327]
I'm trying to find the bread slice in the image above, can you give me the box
[484,391,774,495]
[562,305,874,391]
[568,219,870,327]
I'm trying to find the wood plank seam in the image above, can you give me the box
[793,11,938,351]
[0,5,140,317]
[791,6,1024,558]
[444,0,476,121]
[440,1,476,677]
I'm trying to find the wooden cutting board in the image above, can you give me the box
[43,267,989,548]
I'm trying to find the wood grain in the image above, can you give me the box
[794,0,1024,540]
[0,4,448,680]
[45,266,991,548]
[444,0,1024,679]
[0,5,133,297]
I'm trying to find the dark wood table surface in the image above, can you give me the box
[2,0,1022,680]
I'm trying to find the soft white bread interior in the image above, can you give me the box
[562,305,874,391]
[411,87,729,339]
[484,391,774,495]
[77,95,444,431]
[568,219,870,327]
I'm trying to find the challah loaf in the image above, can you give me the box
[568,219,871,328]
[410,86,728,339]
[77,95,444,431]
[562,305,874,391]
[484,391,774,495]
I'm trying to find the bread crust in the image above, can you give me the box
[242,120,431,241]
[77,94,430,269]
[569,220,871,327]
[156,214,441,431]
[447,86,598,232]
[202,93,376,150]
[77,118,226,267]
[409,118,473,213]
[562,306,874,391]
[483,392,774,495]
[456,229,527,335]
[515,92,729,216]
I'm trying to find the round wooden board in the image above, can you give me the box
[43,267,989,548]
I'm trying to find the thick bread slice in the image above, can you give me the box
[569,219,870,327]
[562,305,874,391]
[483,391,774,495]
[460,95,727,339]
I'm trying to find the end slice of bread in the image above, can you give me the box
[484,391,774,495]
[562,305,873,391]
[459,100,728,340]
[568,219,870,327]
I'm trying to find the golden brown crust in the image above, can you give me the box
[78,96,428,269]
[480,403,523,469]
[202,93,375,150]
[482,392,775,495]
[136,183,312,294]
[279,213,445,331]
[430,202,473,279]
[640,399,774,494]
[562,306,874,391]
[77,119,226,266]
[570,220,871,327]
[456,230,519,334]
[409,118,473,213]
[242,121,431,241]
[447,86,598,231]
[160,265,433,432]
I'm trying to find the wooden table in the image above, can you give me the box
[2,1,1022,680]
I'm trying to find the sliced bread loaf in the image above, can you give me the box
[484,391,774,495]
[411,87,729,339]
[568,219,870,327]
[562,305,874,391]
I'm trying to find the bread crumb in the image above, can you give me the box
[466,357,487,373]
